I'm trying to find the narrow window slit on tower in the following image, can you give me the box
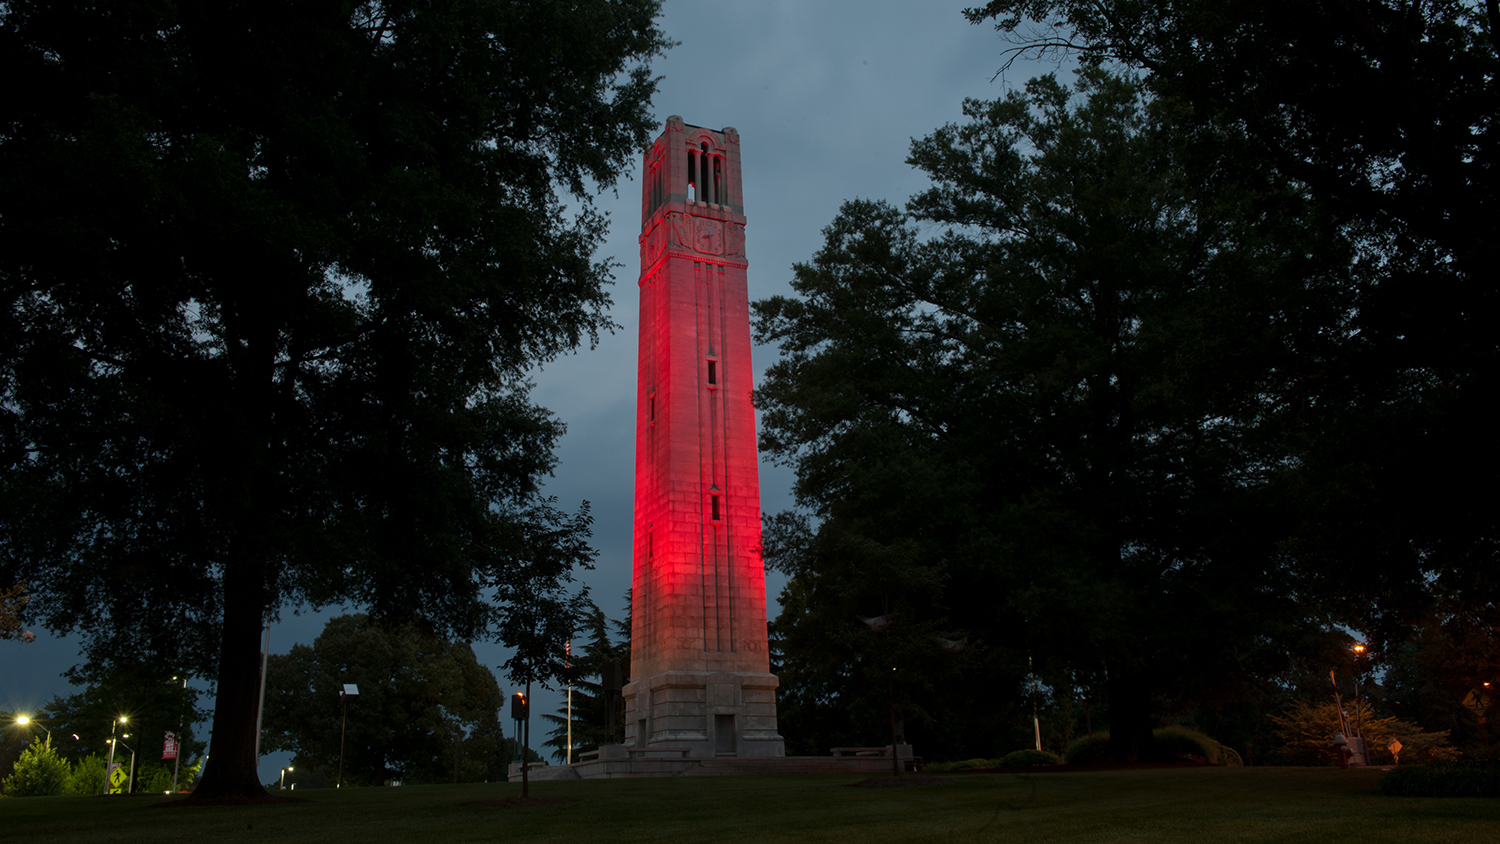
[713,157,722,205]
[687,149,697,201]
[700,143,710,204]
[707,359,717,385]
[711,494,721,521]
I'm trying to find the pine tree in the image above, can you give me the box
[542,596,631,761]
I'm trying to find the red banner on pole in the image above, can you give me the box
[162,731,178,760]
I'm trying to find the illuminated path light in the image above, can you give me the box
[625,117,785,759]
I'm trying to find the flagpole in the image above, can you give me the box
[565,639,573,764]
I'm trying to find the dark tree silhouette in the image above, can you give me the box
[755,69,1347,761]
[0,0,668,799]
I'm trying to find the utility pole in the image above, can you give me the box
[171,675,187,793]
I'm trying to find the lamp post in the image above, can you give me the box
[102,716,127,795]
[107,734,137,794]
[565,638,573,766]
[122,736,137,794]
[280,765,294,790]
[15,715,51,746]
[1350,643,1368,765]
[338,684,359,788]
[171,674,188,793]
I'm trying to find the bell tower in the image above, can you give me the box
[623,117,784,758]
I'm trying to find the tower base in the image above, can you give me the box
[622,670,785,758]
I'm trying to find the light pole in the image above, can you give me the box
[15,715,51,746]
[122,736,137,794]
[565,637,573,765]
[338,684,359,788]
[171,674,188,793]
[280,765,294,790]
[1351,643,1368,766]
[107,734,137,794]
[102,716,127,795]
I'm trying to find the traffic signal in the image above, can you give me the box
[510,692,528,720]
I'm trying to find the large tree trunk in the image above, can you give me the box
[185,553,270,800]
[1106,665,1155,763]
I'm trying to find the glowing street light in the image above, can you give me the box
[109,735,138,794]
[1349,643,1369,765]
[16,715,51,746]
[102,716,128,795]
[280,765,294,790]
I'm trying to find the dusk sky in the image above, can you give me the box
[5,1,1059,783]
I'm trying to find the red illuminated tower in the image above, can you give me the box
[624,117,784,758]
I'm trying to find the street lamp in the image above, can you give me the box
[102,716,128,795]
[338,683,359,788]
[280,765,294,790]
[171,674,188,793]
[16,715,51,746]
[107,734,137,794]
[1351,643,1368,765]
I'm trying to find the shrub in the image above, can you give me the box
[1063,728,1239,765]
[1380,761,1500,798]
[924,758,999,773]
[1154,726,1221,764]
[66,755,107,795]
[1269,701,1456,766]
[999,749,1060,767]
[1064,731,1112,764]
[951,757,1000,770]
[2,740,70,797]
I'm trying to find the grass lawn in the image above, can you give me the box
[2,767,1496,843]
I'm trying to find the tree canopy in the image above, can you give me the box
[37,660,207,780]
[261,614,509,785]
[0,0,668,798]
[754,67,1357,761]
[964,0,1500,655]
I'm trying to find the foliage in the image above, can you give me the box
[1063,732,1111,765]
[1380,761,1500,798]
[926,757,997,772]
[966,0,1500,668]
[754,66,1343,763]
[1153,726,1222,764]
[998,749,1060,767]
[2,739,69,796]
[261,614,508,785]
[1,582,33,641]
[39,662,206,771]
[1268,701,1457,767]
[1065,727,1237,766]
[1383,619,1500,759]
[65,754,107,796]
[0,0,669,798]
[541,598,631,762]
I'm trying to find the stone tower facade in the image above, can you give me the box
[623,117,784,758]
